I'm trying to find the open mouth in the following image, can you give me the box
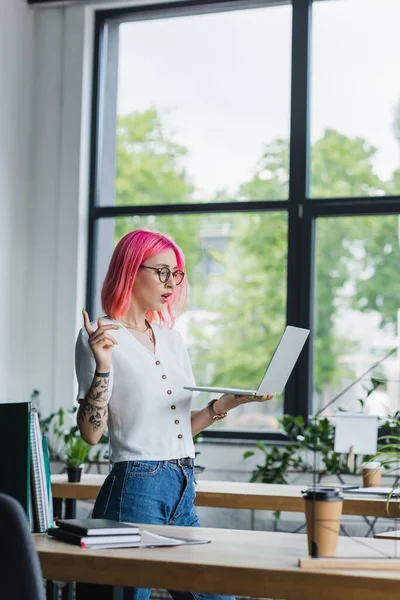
[161,293,172,302]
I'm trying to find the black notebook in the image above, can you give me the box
[48,527,141,548]
[0,402,53,533]
[56,518,139,536]
[0,402,31,517]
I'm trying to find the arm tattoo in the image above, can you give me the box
[77,372,110,433]
[88,374,109,404]
[78,401,108,431]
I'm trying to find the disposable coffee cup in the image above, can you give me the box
[362,461,382,487]
[303,487,343,557]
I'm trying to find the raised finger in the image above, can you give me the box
[95,324,122,333]
[82,309,94,335]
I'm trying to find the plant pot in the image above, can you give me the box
[67,466,83,482]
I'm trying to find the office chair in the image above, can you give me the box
[0,492,45,600]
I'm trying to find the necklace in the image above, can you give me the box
[147,328,155,344]
[121,319,155,345]
[121,319,149,333]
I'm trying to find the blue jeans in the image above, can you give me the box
[92,460,235,600]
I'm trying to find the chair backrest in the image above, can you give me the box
[0,492,45,600]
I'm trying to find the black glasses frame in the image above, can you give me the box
[140,265,185,285]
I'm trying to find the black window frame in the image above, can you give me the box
[87,0,400,441]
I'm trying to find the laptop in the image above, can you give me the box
[184,325,310,396]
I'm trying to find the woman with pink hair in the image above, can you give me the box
[75,229,273,600]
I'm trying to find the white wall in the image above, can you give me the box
[0,0,34,402]
[0,0,202,414]
[25,4,93,414]
[0,0,93,412]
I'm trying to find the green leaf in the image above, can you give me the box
[243,451,255,460]
[255,440,267,454]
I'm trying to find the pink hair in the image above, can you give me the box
[101,229,187,328]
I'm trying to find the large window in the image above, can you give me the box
[311,0,400,198]
[314,215,400,417]
[115,6,292,205]
[88,0,400,439]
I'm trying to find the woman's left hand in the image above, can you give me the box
[218,392,276,412]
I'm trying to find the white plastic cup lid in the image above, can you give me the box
[362,461,381,470]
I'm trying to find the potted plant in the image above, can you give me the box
[245,376,386,490]
[370,415,400,501]
[64,435,90,482]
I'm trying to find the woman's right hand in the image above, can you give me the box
[83,310,120,371]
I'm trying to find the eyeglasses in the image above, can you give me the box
[140,265,185,285]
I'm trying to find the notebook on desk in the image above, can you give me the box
[318,483,359,491]
[56,518,139,536]
[375,530,400,540]
[343,487,400,496]
[184,325,310,396]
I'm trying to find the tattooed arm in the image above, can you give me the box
[77,371,110,445]
[76,311,119,445]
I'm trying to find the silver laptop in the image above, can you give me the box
[184,325,310,396]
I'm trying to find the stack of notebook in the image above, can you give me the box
[48,519,141,548]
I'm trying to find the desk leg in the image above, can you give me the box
[364,516,379,537]
[59,498,76,600]
[75,583,117,600]
[53,498,63,521]
[46,580,74,600]
[61,582,74,600]
[46,580,57,600]
[65,499,77,519]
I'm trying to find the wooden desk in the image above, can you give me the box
[35,524,400,600]
[51,475,400,518]
[52,474,104,501]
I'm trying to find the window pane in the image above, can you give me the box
[313,215,400,417]
[310,0,400,199]
[114,5,291,206]
[94,213,288,432]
